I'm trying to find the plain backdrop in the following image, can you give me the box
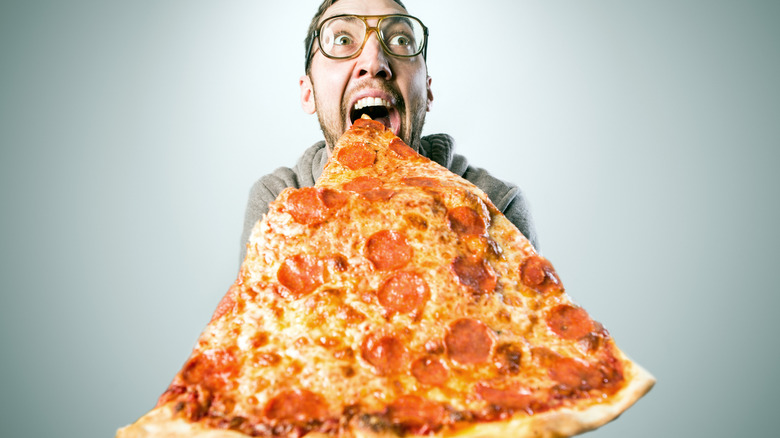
[1,1,778,437]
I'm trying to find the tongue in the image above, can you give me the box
[358,113,391,129]
[373,115,391,129]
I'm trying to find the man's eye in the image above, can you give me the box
[388,34,411,46]
[334,34,353,46]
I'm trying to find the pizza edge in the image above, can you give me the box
[115,405,245,438]
[441,355,655,438]
[116,355,653,438]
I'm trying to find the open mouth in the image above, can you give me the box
[349,97,398,134]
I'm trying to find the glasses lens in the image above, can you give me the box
[319,16,366,58]
[379,16,425,56]
[319,15,426,59]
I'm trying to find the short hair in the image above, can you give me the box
[304,0,408,73]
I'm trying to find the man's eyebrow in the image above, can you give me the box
[387,16,414,28]
[317,12,340,26]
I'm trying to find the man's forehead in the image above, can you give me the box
[321,0,409,22]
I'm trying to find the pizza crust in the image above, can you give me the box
[118,356,653,438]
[443,357,655,438]
[116,405,247,438]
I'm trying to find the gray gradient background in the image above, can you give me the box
[1,1,778,437]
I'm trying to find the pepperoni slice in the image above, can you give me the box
[361,333,408,375]
[181,348,239,392]
[264,389,328,423]
[531,346,561,368]
[476,384,533,413]
[402,177,441,188]
[338,143,376,170]
[377,272,429,315]
[366,230,412,270]
[389,138,418,159]
[445,318,494,365]
[320,188,348,209]
[388,395,446,431]
[519,255,562,294]
[353,117,386,131]
[547,304,594,340]
[549,357,606,392]
[286,187,346,225]
[447,206,487,236]
[361,189,396,202]
[277,254,324,298]
[286,187,326,225]
[451,256,497,294]
[411,356,448,386]
[343,176,383,193]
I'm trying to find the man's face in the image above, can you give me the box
[300,0,433,152]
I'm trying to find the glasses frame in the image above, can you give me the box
[305,14,428,72]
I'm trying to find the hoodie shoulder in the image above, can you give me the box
[420,134,539,249]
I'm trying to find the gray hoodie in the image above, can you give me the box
[239,134,538,263]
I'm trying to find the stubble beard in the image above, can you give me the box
[314,100,347,154]
[404,100,427,153]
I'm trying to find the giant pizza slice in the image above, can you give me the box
[117,116,654,438]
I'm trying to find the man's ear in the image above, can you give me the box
[300,75,316,114]
[426,75,434,111]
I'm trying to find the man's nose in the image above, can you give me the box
[354,30,392,80]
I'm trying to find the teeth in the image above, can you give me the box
[354,97,391,110]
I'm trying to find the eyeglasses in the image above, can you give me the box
[305,14,428,71]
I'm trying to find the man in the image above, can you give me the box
[239,0,538,262]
